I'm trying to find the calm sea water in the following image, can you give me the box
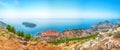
[1,18,120,36]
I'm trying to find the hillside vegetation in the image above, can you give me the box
[48,33,98,45]
[6,25,31,41]
[0,26,26,50]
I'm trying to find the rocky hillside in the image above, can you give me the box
[74,27,120,50]
[92,21,116,31]
[0,27,26,50]
[0,26,62,50]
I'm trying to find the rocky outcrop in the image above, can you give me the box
[92,21,117,31]
[62,29,92,38]
[74,26,120,50]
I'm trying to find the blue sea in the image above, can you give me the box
[1,18,120,36]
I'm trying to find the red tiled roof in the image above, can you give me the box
[41,30,59,37]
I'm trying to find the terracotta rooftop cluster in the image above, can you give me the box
[41,30,59,37]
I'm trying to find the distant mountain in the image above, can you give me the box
[92,20,117,31]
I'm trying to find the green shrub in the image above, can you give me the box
[118,24,120,27]
[16,31,21,36]
[11,26,16,33]
[6,25,11,31]
[113,31,120,38]
[6,25,16,33]
[6,24,32,41]
[24,33,31,41]
[17,31,24,37]
[20,31,24,37]
[47,33,98,45]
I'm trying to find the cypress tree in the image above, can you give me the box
[20,31,24,37]
[16,31,21,36]
[6,24,32,40]
[24,33,31,41]
[11,26,16,33]
[6,25,16,33]
[6,25,11,31]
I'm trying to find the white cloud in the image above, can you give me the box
[0,9,119,19]
[79,11,120,19]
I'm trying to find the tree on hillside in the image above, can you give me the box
[16,31,21,36]
[11,26,16,33]
[24,33,31,41]
[20,31,24,37]
[6,24,32,40]
[6,25,11,31]
[6,25,16,34]
[16,31,24,37]
[118,24,120,27]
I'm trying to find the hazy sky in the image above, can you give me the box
[0,0,120,19]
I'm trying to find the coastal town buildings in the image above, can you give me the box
[37,30,60,40]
